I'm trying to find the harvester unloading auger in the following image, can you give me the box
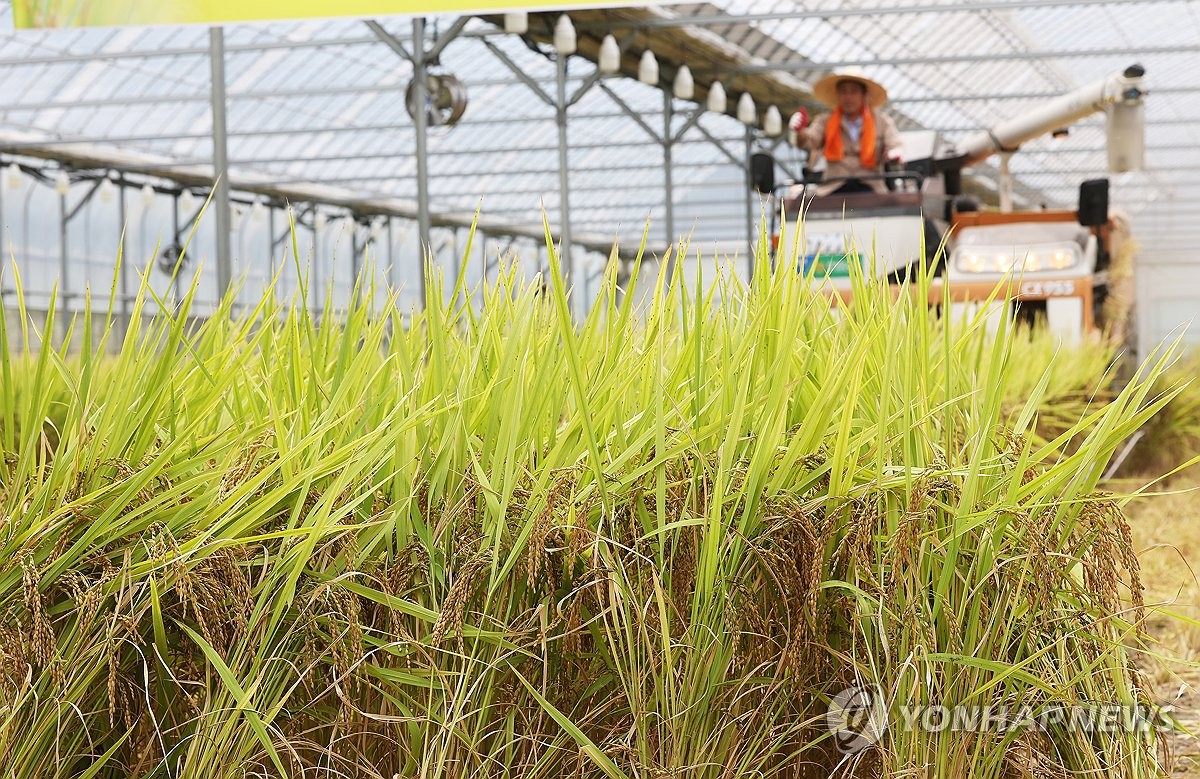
[752,64,1146,352]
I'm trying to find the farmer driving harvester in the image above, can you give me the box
[788,67,905,196]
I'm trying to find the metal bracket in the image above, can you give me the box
[365,20,413,62]
[427,16,470,63]
[568,69,604,107]
[671,107,708,145]
[599,82,661,142]
[482,39,554,107]
[65,177,104,222]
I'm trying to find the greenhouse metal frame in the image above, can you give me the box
[0,0,1196,348]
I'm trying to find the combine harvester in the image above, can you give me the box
[753,64,1145,348]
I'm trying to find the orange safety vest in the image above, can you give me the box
[823,106,877,169]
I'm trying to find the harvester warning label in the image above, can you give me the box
[802,233,861,278]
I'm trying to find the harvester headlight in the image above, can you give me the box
[960,253,987,273]
[1049,249,1074,269]
[954,245,1079,273]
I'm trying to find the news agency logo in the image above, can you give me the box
[825,685,1177,755]
[826,685,887,755]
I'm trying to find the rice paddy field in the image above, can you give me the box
[1,228,1198,778]
[1121,370,1200,777]
[1132,477,1200,777]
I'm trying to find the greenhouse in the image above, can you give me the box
[1,1,1199,777]
[1,2,1197,343]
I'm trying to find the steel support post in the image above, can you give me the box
[59,190,69,345]
[210,27,233,308]
[171,194,182,304]
[310,215,319,313]
[555,52,575,316]
[118,175,129,333]
[744,128,755,281]
[663,90,676,279]
[267,204,276,289]
[387,218,400,294]
[351,222,362,290]
[412,18,432,308]
[0,165,4,295]
[0,165,5,316]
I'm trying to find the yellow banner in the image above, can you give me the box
[13,1,631,27]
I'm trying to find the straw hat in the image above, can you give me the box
[811,66,888,108]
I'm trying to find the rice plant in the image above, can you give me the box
[0,218,1181,778]
[1111,357,1200,481]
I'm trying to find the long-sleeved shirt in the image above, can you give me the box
[792,109,903,196]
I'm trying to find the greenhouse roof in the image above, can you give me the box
[0,0,1196,260]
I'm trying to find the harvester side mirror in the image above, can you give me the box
[1078,179,1109,227]
[750,152,775,194]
